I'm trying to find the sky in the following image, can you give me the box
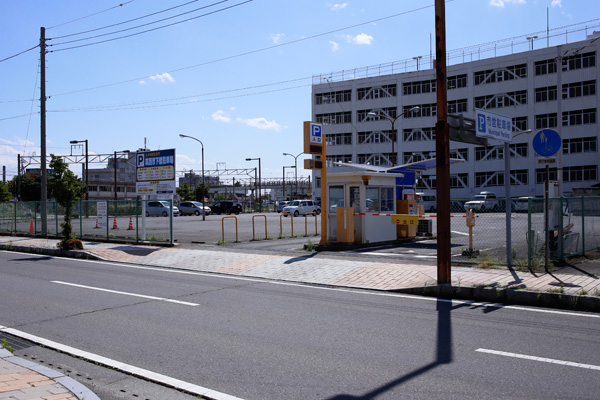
[1,0,599,187]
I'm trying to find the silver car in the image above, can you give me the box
[178,201,211,216]
[146,201,179,217]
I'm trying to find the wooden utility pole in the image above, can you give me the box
[40,27,48,235]
[435,1,451,284]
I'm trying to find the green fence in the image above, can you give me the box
[0,200,174,244]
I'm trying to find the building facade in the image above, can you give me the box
[311,34,600,200]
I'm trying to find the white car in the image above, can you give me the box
[145,201,179,217]
[463,191,499,212]
[282,200,320,217]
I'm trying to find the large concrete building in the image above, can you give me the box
[311,34,600,200]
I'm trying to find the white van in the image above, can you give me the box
[417,192,437,212]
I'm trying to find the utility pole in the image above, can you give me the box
[435,1,451,284]
[40,27,48,235]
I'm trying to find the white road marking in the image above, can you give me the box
[0,325,243,400]
[451,230,469,236]
[476,348,600,371]
[51,281,199,306]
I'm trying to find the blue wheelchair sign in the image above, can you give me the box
[533,129,561,157]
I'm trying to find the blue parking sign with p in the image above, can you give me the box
[310,123,322,143]
[477,113,486,133]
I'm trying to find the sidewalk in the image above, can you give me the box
[0,348,99,400]
[1,235,600,311]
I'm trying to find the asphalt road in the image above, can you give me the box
[1,251,600,399]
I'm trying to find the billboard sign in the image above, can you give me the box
[136,149,176,195]
[303,121,323,154]
[475,109,512,142]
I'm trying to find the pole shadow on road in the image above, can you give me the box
[325,297,453,400]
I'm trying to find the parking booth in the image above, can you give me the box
[326,170,416,244]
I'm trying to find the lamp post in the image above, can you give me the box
[283,165,295,201]
[246,157,261,212]
[69,140,88,201]
[368,106,419,166]
[413,55,423,71]
[283,152,303,198]
[113,150,130,201]
[179,134,206,220]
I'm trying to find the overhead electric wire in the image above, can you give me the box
[48,1,137,29]
[0,44,39,64]
[51,0,204,39]
[49,1,252,52]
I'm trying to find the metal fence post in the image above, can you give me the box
[79,199,83,239]
[581,196,586,254]
[528,198,532,269]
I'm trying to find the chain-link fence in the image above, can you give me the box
[0,200,174,244]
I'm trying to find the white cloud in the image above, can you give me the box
[269,33,286,44]
[138,80,147,85]
[237,117,282,131]
[343,33,374,45]
[149,72,175,83]
[328,3,348,11]
[551,0,562,7]
[212,110,231,123]
[329,41,340,52]
[489,0,525,7]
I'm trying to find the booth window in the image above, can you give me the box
[366,187,393,212]
[329,185,344,213]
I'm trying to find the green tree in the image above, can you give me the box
[8,174,41,201]
[195,181,210,202]
[0,181,11,202]
[176,183,194,201]
[47,155,87,249]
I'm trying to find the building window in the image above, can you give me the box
[535,113,558,129]
[448,74,467,90]
[359,107,397,122]
[535,59,557,76]
[450,148,468,161]
[358,130,395,144]
[357,84,397,100]
[562,52,596,71]
[562,109,597,126]
[474,90,527,109]
[88,185,98,192]
[535,86,557,102]
[474,64,527,85]
[448,99,468,113]
[365,187,394,212]
[475,171,504,187]
[357,153,394,166]
[403,127,435,142]
[326,133,352,146]
[99,186,111,192]
[315,90,352,104]
[403,79,436,95]
[536,168,558,183]
[563,137,597,154]
[326,154,352,167]
[562,80,596,99]
[511,143,528,158]
[316,112,351,125]
[511,169,528,185]
[450,173,468,189]
[562,165,597,182]
[512,116,528,132]
[475,146,504,161]
[403,104,436,118]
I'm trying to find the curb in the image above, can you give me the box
[0,347,100,400]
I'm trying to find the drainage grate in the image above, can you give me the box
[0,331,35,351]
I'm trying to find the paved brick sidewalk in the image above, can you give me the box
[0,349,99,400]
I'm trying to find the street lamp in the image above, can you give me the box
[413,55,423,71]
[246,157,261,212]
[283,165,295,201]
[526,35,538,50]
[283,151,303,198]
[367,106,420,166]
[70,140,88,200]
[179,134,206,220]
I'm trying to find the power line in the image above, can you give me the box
[51,0,203,39]
[48,1,137,29]
[0,44,39,64]
[49,1,252,52]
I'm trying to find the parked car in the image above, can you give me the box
[416,192,437,212]
[463,191,500,212]
[178,201,212,216]
[276,201,289,213]
[282,200,320,217]
[210,201,242,215]
[146,201,179,217]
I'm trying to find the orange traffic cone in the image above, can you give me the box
[112,216,119,230]
[29,219,34,234]
[127,216,134,230]
[94,218,100,229]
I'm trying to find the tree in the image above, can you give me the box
[176,183,194,201]
[47,155,87,249]
[195,181,210,202]
[8,174,41,201]
[0,181,11,202]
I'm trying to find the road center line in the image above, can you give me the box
[51,281,199,306]
[476,348,600,371]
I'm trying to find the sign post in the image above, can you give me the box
[533,129,561,271]
[304,122,327,244]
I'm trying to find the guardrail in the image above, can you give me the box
[280,213,294,238]
[221,216,239,243]
[252,214,268,241]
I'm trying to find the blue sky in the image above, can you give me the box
[1,0,598,185]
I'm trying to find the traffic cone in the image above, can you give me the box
[94,218,100,229]
[29,219,34,234]
[112,216,119,230]
[127,216,134,230]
